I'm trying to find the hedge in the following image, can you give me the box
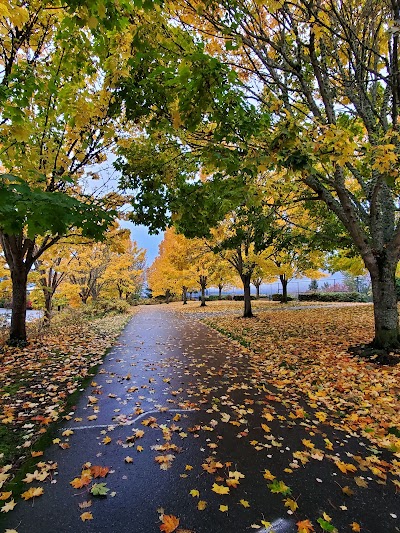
[298,292,366,302]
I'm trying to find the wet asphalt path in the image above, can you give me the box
[1,305,399,533]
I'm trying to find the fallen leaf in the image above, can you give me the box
[21,487,44,500]
[297,519,315,533]
[0,499,17,513]
[80,512,93,521]
[160,514,180,533]
[212,483,230,495]
[90,465,110,478]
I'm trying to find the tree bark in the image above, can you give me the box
[241,274,253,317]
[218,284,223,299]
[182,286,188,305]
[165,289,171,304]
[280,275,288,304]
[10,267,28,344]
[43,290,53,325]
[199,275,207,306]
[368,259,400,348]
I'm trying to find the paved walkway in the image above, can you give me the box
[1,306,399,532]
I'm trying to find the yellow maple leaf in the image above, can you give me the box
[263,469,276,481]
[336,461,357,474]
[351,523,361,532]
[226,478,240,488]
[197,500,207,511]
[125,456,133,463]
[80,512,93,521]
[219,505,229,512]
[239,499,250,508]
[102,436,112,445]
[0,499,17,513]
[21,487,44,500]
[136,446,144,452]
[229,470,245,480]
[189,489,199,498]
[284,498,299,512]
[0,492,12,500]
[212,483,230,495]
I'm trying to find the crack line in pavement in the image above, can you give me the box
[67,408,199,431]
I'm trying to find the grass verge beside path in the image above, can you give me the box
[198,303,400,456]
[0,309,133,474]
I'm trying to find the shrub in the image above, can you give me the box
[81,299,131,317]
[298,292,366,302]
[271,294,294,302]
[233,295,256,301]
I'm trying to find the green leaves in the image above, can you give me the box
[267,479,292,495]
[316,517,337,532]
[90,483,110,497]
[0,176,114,240]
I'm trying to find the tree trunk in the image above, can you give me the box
[43,290,53,325]
[242,274,253,318]
[218,284,223,300]
[9,267,28,345]
[182,286,188,305]
[255,283,260,299]
[280,275,288,304]
[369,263,400,348]
[165,289,171,304]
[199,275,207,306]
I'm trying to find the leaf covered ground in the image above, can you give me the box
[199,303,400,453]
[0,311,132,470]
[0,302,399,533]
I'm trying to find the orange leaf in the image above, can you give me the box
[80,512,93,521]
[70,474,92,489]
[90,466,110,478]
[297,519,315,533]
[160,514,180,533]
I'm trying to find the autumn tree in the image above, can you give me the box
[101,233,146,301]
[165,0,400,349]
[0,0,172,343]
[251,265,266,299]
[32,242,75,324]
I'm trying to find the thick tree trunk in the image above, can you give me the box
[255,284,260,299]
[182,286,188,305]
[165,289,171,304]
[242,274,253,318]
[218,284,223,299]
[280,275,288,304]
[9,267,28,344]
[369,264,400,348]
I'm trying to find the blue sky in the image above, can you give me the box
[119,220,163,266]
